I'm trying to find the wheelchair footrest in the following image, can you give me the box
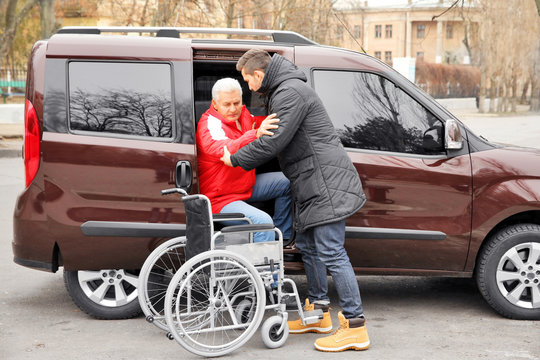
[303,309,324,324]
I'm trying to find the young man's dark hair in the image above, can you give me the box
[236,48,271,74]
[222,50,371,352]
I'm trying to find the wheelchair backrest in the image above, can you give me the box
[182,194,213,260]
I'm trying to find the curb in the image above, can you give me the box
[0,139,23,158]
[0,148,22,158]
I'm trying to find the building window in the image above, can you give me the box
[385,25,392,38]
[384,51,392,65]
[446,23,453,39]
[313,70,444,155]
[375,25,382,38]
[336,26,343,39]
[374,51,381,59]
[416,52,424,60]
[417,24,425,39]
[354,25,362,38]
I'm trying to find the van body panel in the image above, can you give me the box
[345,151,472,271]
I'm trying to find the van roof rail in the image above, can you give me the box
[55,26,318,45]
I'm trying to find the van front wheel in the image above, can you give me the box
[64,269,141,320]
[476,223,540,320]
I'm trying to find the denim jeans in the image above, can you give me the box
[220,172,292,243]
[295,219,364,318]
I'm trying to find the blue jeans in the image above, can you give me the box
[220,172,292,243]
[295,220,364,319]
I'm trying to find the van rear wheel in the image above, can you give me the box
[476,223,540,320]
[64,269,141,320]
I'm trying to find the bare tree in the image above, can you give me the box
[96,0,338,44]
[473,0,539,113]
[38,0,56,38]
[0,0,38,66]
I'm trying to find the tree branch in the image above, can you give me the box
[0,0,39,65]
[432,0,462,21]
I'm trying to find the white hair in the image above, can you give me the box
[212,78,243,101]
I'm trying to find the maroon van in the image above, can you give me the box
[13,27,540,320]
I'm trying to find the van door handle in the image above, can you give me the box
[175,160,192,193]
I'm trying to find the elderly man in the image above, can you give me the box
[196,77,292,243]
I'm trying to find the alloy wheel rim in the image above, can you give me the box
[78,269,139,307]
[496,242,540,309]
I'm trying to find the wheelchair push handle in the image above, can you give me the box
[161,188,188,196]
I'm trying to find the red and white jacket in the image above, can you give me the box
[196,105,264,213]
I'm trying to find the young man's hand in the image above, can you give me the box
[256,113,279,138]
[221,146,232,167]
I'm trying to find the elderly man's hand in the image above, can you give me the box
[256,113,280,138]
[221,146,232,167]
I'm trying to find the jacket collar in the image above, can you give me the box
[258,54,308,96]
[207,105,249,131]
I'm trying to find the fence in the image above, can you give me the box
[0,67,26,102]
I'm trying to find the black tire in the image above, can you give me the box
[476,223,540,320]
[64,269,141,320]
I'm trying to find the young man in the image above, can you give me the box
[197,77,292,242]
[221,50,370,352]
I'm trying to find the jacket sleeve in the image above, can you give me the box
[231,86,307,170]
[197,120,258,160]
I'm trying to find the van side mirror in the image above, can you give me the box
[445,119,463,150]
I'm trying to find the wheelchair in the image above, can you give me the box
[138,188,324,357]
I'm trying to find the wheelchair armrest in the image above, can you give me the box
[212,213,246,221]
[220,224,275,233]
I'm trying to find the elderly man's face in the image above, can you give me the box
[212,90,243,123]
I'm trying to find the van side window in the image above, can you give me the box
[68,62,173,139]
[313,70,444,155]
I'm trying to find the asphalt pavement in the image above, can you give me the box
[1,109,539,359]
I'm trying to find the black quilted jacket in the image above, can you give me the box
[231,54,366,232]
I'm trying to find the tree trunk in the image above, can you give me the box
[497,83,504,113]
[0,0,38,66]
[511,76,517,112]
[478,71,486,112]
[489,78,496,113]
[531,81,540,111]
[520,79,530,104]
[532,42,540,112]
[38,0,56,39]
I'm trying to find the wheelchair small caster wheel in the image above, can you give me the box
[166,332,174,340]
[261,315,289,349]
[145,315,154,323]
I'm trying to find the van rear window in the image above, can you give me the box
[68,61,173,139]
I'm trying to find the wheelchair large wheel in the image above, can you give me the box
[164,250,265,357]
[138,236,186,331]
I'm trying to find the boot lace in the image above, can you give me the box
[331,320,349,336]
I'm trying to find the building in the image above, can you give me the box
[336,0,480,65]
